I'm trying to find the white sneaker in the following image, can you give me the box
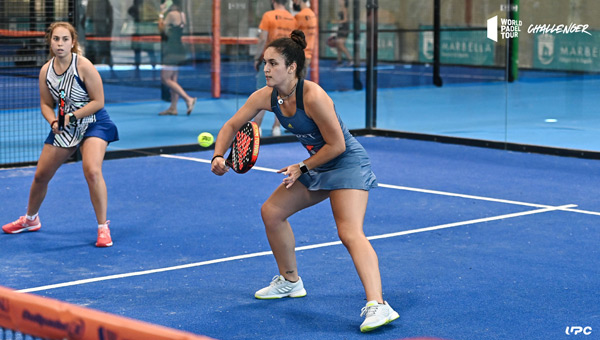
[255,275,307,299]
[271,125,281,136]
[359,300,399,332]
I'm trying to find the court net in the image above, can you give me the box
[0,285,213,340]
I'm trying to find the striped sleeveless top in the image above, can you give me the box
[46,53,96,125]
[46,53,96,147]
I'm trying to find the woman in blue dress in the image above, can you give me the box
[211,30,398,332]
[157,0,196,115]
[2,22,118,248]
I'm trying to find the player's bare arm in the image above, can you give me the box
[75,56,105,118]
[38,62,57,125]
[301,82,346,169]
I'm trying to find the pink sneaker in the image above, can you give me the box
[96,221,113,247]
[2,216,41,234]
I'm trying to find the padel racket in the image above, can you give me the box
[57,90,66,131]
[225,121,260,173]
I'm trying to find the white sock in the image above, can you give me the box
[26,213,38,221]
[98,222,109,229]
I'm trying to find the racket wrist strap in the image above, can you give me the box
[211,154,224,163]
[50,120,58,128]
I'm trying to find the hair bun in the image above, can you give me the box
[290,30,307,50]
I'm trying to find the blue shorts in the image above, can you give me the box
[45,109,119,147]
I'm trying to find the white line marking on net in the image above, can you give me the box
[17,204,575,293]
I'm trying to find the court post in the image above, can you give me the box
[365,0,378,129]
[433,0,443,87]
[310,0,319,83]
[352,0,362,90]
[211,0,221,98]
[508,0,519,82]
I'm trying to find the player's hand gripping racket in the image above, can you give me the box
[57,90,66,131]
[225,121,260,173]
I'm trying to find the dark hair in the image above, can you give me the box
[170,0,182,11]
[267,30,306,78]
[274,0,287,5]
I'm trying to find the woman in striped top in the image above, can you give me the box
[2,22,118,248]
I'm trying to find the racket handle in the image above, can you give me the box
[57,115,64,131]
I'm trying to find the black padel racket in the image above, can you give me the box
[225,121,260,173]
[57,90,66,131]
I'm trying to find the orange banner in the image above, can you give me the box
[0,286,213,340]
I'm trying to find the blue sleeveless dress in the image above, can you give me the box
[271,79,377,191]
[44,53,118,147]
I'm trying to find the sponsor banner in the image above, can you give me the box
[322,23,396,61]
[419,26,495,66]
[533,31,600,72]
[0,286,212,340]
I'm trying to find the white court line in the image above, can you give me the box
[160,154,279,173]
[160,154,600,215]
[17,204,575,294]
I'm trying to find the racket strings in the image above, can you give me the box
[233,131,252,171]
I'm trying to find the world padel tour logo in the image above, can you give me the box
[486,6,591,42]
[487,16,523,42]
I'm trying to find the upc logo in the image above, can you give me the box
[566,326,592,335]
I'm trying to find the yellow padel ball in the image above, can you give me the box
[197,132,214,147]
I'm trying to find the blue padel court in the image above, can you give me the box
[1,136,598,340]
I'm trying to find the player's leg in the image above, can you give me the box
[330,189,398,332]
[28,144,76,215]
[329,189,382,301]
[254,182,329,299]
[3,144,74,234]
[80,137,113,247]
[79,137,109,224]
[261,182,329,280]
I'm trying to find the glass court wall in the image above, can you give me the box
[1,0,599,167]
[374,0,599,154]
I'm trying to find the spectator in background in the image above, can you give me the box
[293,0,318,79]
[253,0,297,136]
[332,0,353,66]
[84,0,114,67]
[158,0,196,115]
[128,0,158,76]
